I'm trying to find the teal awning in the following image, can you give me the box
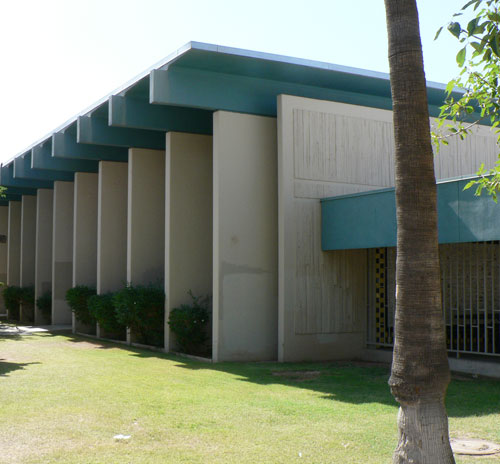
[321,177,500,250]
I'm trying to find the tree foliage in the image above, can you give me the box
[436,0,500,199]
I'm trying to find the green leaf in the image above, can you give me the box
[467,17,480,35]
[489,35,500,57]
[464,180,476,190]
[462,0,480,10]
[448,22,462,38]
[456,46,467,66]
[435,26,443,41]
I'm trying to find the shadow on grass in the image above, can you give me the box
[0,360,41,377]
[23,332,500,419]
[134,350,500,419]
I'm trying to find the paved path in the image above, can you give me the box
[0,324,72,336]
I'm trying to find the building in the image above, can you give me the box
[1,42,499,369]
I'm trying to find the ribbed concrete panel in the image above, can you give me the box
[52,181,74,324]
[35,189,53,324]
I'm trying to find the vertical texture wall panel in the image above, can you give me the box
[213,111,278,362]
[35,189,53,324]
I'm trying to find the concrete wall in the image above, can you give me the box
[97,161,127,294]
[0,206,8,313]
[212,111,278,362]
[20,195,37,287]
[73,173,98,287]
[278,95,374,361]
[52,181,74,324]
[127,149,165,285]
[73,173,98,333]
[7,201,21,287]
[35,189,53,324]
[165,132,213,352]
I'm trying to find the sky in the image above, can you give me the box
[0,0,472,164]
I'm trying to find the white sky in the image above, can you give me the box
[0,0,470,163]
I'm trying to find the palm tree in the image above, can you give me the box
[383,1,455,462]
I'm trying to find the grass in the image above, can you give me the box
[0,332,499,463]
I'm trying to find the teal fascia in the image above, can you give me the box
[77,115,165,150]
[32,141,99,173]
[14,154,74,182]
[1,186,37,196]
[321,178,500,250]
[0,164,53,189]
[150,66,446,118]
[109,95,213,134]
[52,132,128,162]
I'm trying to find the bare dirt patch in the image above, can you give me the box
[451,438,500,456]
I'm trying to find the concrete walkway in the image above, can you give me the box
[0,323,72,336]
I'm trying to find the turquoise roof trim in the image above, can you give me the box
[321,177,500,250]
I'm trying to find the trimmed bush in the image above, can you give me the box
[3,285,23,320]
[66,286,96,326]
[36,291,52,321]
[88,293,124,334]
[168,291,211,356]
[113,284,165,347]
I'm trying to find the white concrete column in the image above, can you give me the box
[97,161,127,294]
[19,195,37,323]
[72,172,98,333]
[165,133,212,352]
[20,195,37,287]
[127,149,165,285]
[52,181,74,325]
[35,189,53,324]
[212,111,278,362]
[97,161,127,339]
[7,201,21,287]
[0,206,8,314]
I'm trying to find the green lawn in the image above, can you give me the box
[0,332,499,463]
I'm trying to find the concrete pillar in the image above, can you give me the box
[20,195,36,286]
[0,206,8,314]
[97,161,127,339]
[7,201,21,287]
[52,181,74,325]
[73,172,98,334]
[35,189,53,324]
[127,149,165,285]
[97,161,127,293]
[19,195,37,323]
[165,133,212,353]
[212,111,278,362]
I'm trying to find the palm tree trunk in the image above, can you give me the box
[383,1,455,462]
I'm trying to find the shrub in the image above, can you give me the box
[88,293,124,334]
[3,285,23,320]
[66,286,96,326]
[168,291,211,355]
[113,284,165,346]
[36,291,52,321]
[21,287,35,305]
